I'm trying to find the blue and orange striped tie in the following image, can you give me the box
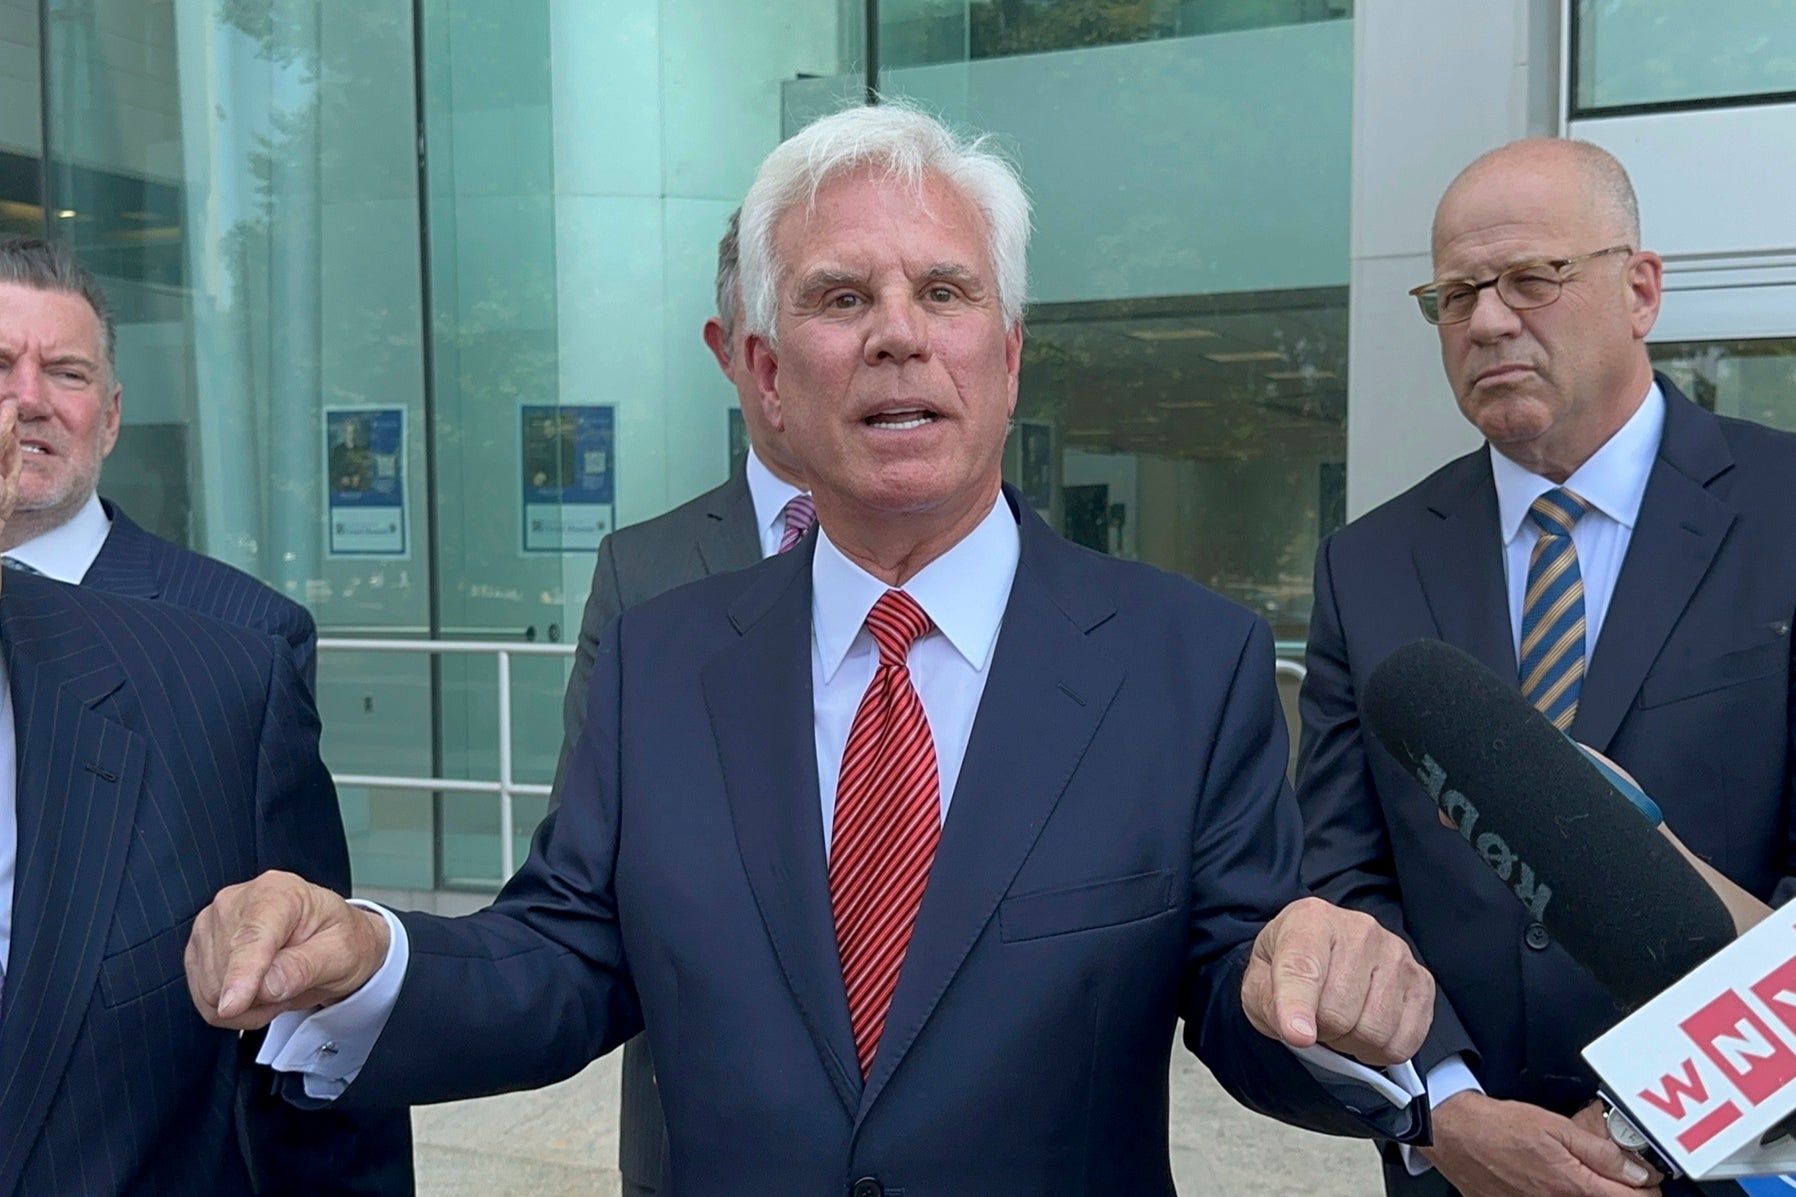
[1520,488,1588,731]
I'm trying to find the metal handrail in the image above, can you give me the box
[317,636,576,881]
[315,635,1309,884]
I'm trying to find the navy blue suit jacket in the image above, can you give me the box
[1298,378,1796,1194]
[0,573,406,1196]
[338,491,1420,1195]
[86,499,318,694]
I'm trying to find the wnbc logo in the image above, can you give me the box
[1636,952,1796,1152]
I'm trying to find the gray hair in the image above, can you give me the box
[738,102,1031,346]
[0,237,117,375]
[715,207,743,337]
[1439,138,1642,248]
[1567,139,1642,246]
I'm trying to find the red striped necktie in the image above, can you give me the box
[829,588,942,1078]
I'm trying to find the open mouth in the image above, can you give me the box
[21,441,51,456]
[863,408,939,431]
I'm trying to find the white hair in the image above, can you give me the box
[738,101,1031,346]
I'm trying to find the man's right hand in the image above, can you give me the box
[184,870,391,1031]
[1420,1091,1661,1197]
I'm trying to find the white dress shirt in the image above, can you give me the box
[811,493,1018,847]
[1409,381,1665,1166]
[6,491,112,582]
[743,447,807,560]
[264,491,1421,1114]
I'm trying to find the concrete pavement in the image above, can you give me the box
[412,1042,1389,1195]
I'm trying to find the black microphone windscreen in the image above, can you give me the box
[1362,638,1734,1009]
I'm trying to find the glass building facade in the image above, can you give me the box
[3,0,1791,893]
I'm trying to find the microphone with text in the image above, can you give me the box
[1361,637,1734,1009]
[1362,639,1796,1185]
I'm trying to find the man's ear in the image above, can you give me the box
[1004,323,1024,417]
[100,383,122,457]
[1627,251,1665,341]
[744,333,784,431]
[702,317,731,376]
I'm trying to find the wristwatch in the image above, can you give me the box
[1604,1103,1650,1153]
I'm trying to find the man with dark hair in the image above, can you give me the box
[1299,138,1796,1197]
[0,235,413,1193]
[0,237,317,690]
[0,425,410,1196]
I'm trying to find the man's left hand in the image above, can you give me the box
[1241,896,1434,1065]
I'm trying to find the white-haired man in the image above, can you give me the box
[184,105,1437,1195]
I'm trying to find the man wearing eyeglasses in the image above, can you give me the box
[1298,137,1796,1197]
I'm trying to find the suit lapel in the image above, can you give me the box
[1574,382,1734,752]
[0,577,144,1195]
[1410,453,1518,685]
[696,474,764,577]
[702,545,862,1115]
[82,499,161,598]
[857,497,1123,1121]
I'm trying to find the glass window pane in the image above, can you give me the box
[42,0,436,889]
[424,0,861,886]
[881,0,1351,69]
[1574,0,1796,114]
[860,5,1352,658]
[0,0,42,235]
[1650,339,1796,431]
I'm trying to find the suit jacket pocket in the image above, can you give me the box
[99,915,196,1009]
[999,869,1175,942]
[1639,638,1787,710]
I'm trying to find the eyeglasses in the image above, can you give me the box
[1409,245,1634,325]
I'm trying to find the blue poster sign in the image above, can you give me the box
[522,404,614,552]
[325,407,407,556]
[1739,1176,1796,1194]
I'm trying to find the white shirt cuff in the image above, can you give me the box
[255,900,411,1101]
[1289,1042,1426,1109]
[1402,1054,1484,1175]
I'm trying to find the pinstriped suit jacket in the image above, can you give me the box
[0,572,404,1196]
[86,499,319,694]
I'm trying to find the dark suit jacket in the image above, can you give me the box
[551,470,762,1193]
[1298,377,1795,1196]
[0,572,409,1196]
[342,489,1421,1195]
[85,499,319,694]
[552,472,760,801]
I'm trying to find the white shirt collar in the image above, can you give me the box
[812,491,1021,685]
[1491,380,1665,544]
[7,491,113,582]
[744,445,806,548]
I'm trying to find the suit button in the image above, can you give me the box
[1525,923,1551,950]
[850,1179,884,1197]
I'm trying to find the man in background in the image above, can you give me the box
[1299,138,1796,1197]
[0,237,317,691]
[551,207,810,1197]
[0,234,411,1192]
